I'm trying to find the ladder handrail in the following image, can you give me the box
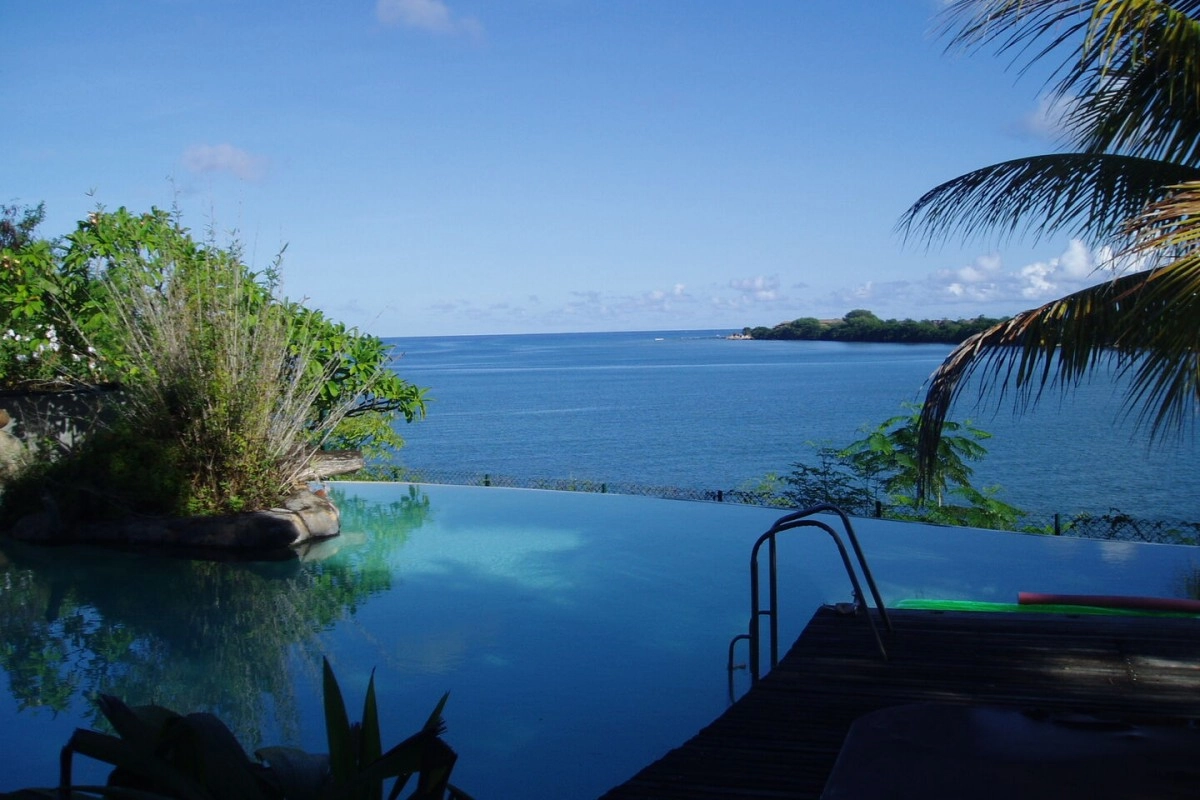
[770,503,892,634]
[740,505,890,685]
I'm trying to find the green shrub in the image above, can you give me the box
[1,205,427,520]
[771,404,1024,530]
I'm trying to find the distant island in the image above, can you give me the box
[736,309,1007,344]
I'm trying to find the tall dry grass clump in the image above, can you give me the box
[99,248,367,516]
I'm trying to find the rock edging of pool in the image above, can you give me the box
[2,487,340,556]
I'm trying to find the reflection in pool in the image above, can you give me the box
[0,483,1196,798]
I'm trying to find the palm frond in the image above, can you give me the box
[942,1,1200,161]
[940,0,1093,78]
[1067,2,1200,162]
[915,267,1162,497]
[913,3,1200,499]
[1115,182,1200,433]
[899,153,1200,246]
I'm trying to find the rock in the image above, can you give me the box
[296,450,365,481]
[0,408,27,479]
[268,488,342,541]
[9,510,58,543]
[3,489,341,555]
[0,429,26,479]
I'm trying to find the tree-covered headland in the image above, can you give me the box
[742,309,1007,344]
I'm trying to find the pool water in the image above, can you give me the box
[0,483,1196,798]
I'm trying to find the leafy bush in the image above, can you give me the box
[0,205,101,388]
[0,423,190,524]
[774,404,1023,530]
[0,205,428,518]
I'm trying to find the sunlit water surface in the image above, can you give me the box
[1,483,1196,797]
[389,331,1198,522]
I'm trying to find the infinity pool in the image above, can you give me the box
[0,483,1196,797]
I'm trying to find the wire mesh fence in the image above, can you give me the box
[349,466,1200,546]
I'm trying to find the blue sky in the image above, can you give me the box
[7,1,1108,336]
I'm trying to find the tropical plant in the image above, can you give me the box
[781,445,873,512]
[0,206,429,519]
[779,405,1023,529]
[0,233,354,519]
[901,0,1200,496]
[0,204,102,388]
[3,657,468,800]
[0,206,427,452]
[63,207,429,454]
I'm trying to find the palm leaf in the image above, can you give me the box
[915,271,1134,492]
[915,256,1199,496]
[910,3,1200,493]
[942,0,1200,160]
[899,153,1200,246]
[1114,182,1200,433]
[359,670,382,800]
[322,657,354,783]
[1065,2,1200,163]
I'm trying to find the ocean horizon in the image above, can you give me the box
[384,330,1197,524]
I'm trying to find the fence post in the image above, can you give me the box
[483,474,491,487]
[1053,513,1060,536]
[716,490,724,502]
[875,500,883,518]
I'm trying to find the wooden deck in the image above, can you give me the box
[599,606,1200,799]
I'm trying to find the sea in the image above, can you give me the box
[384,329,1198,523]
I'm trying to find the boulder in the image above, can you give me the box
[0,408,27,479]
[0,430,25,479]
[4,488,340,556]
[272,487,341,539]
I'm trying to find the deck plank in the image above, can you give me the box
[598,607,1200,799]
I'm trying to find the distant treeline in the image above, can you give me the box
[742,309,1007,344]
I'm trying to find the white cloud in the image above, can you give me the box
[376,0,482,37]
[858,239,1144,316]
[818,239,1151,322]
[1021,93,1077,141]
[181,143,268,181]
[728,275,780,302]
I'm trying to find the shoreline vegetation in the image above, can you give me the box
[735,309,1007,344]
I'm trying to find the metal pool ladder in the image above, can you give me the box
[728,504,892,686]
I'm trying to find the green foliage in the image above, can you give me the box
[288,306,429,458]
[0,202,45,250]
[10,658,468,800]
[774,404,1023,530]
[779,446,873,512]
[0,205,428,518]
[0,205,103,388]
[745,310,1006,343]
[0,423,191,525]
[730,472,795,508]
[0,204,426,441]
